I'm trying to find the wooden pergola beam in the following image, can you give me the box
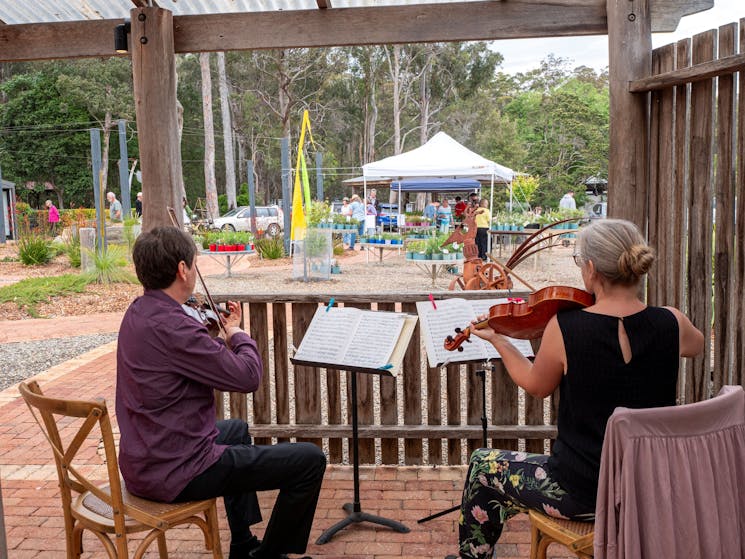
[0,1,607,62]
[316,0,331,8]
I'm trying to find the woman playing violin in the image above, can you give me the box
[446,218,704,559]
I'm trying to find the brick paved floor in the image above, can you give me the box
[0,324,576,558]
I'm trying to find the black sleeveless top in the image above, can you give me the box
[548,307,679,508]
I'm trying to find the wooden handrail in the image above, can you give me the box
[629,52,745,92]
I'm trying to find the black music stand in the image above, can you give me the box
[290,359,410,544]
[417,361,494,524]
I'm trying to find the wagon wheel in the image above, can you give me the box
[469,262,513,290]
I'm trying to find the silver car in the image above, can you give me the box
[211,205,284,237]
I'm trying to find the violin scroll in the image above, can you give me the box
[444,326,475,352]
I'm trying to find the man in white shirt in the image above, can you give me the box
[559,190,577,211]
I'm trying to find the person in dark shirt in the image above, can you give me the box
[446,219,704,559]
[135,192,143,218]
[117,227,326,559]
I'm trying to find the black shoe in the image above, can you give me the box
[247,549,311,559]
[229,535,261,559]
[445,555,459,559]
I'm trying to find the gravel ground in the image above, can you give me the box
[0,332,118,391]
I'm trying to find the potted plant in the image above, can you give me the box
[407,240,426,260]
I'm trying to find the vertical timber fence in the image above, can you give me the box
[210,292,555,466]
[632,18,745,403]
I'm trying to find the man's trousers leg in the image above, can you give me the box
[175,419,326,555]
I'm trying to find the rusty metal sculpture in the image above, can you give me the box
[442,206,513,290]
[443,210,581,291]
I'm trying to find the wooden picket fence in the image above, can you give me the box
[634,19,745,403]
[210,291,556,466]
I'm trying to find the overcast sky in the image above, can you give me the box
[493,0,745,75]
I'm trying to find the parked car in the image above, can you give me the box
[211,205,284,236]
[377,203,399,231]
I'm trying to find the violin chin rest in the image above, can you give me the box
[457,347,464,352]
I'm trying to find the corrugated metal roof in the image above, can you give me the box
[0,0,471,25]
[0,0,716,33]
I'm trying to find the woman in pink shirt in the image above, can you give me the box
[45,200,59,235]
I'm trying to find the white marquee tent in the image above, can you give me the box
[362,131,514,182]
[361,132,516,238]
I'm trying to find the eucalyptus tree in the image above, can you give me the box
[199,52,219,220]
[56,58,135,197]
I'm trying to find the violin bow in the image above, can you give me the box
[166,206,229,337]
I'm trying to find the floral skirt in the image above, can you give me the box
[457,449,594,559]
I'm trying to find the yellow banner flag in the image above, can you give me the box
[290,109,316,241]
[290,166,306,241]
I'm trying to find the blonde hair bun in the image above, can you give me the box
[618,244,655,283]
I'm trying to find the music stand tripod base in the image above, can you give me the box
[316,502,410,544]
[315,368,410,544]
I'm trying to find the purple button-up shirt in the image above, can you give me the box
[116,289,263,502]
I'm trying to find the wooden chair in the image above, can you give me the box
[18,380,223,559]
[528,510,594,559]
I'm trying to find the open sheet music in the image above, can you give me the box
[292,307,418,374]
[416,298,534,368]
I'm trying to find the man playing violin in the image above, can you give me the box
[117,227,326,559]
[446,219,704,559]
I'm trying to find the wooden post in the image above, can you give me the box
[607,0,651,226]
[130,7,183,231]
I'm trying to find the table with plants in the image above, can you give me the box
[358,233,405,263]
[197,230,255,277]
[405,235,464,287]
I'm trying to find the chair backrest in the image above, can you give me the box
[18,380,129,535]
[594,385,745,559]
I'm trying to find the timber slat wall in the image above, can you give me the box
[639,19,745,401]
[211,292,554,465]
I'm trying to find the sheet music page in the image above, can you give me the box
[293,307,361,364]
[469,299,535,358]
[342,311,407,369]
[416,299,489,367]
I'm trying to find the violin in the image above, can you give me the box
[444,285,594,350]
[182,293,230,338]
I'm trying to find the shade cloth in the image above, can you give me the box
[594,385,745,559]
[390,178,481,192]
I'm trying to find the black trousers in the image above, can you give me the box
[175,419,327,555]
[476,227,489,260]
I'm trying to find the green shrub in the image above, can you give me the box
[0,274,89,318]
[255,238,284,260]
[63,230,81,268]
[82,245,138,284]
[17,231,52,265]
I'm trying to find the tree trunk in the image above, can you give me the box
[278,49,291,204]
[176,98,186,203]
[391,45,402,155]
[416,49,434,211]
[362,50,378,165]
[200,52,219,220]
[217,52,237,210]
